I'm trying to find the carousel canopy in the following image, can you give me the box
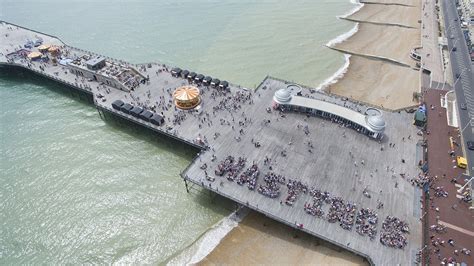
[173,86,200,101]
[38,44,51,51]
[48,46,60,52]
[27,51,43,59]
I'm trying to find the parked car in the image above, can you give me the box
[467,141,474,150]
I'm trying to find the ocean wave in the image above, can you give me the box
[339,0,364,19]
[315,53,351,91]
[167,208,248,266]
[317,0,363,90]
[325,23,359,47]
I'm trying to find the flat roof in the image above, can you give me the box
[289,95,369,129]
[86,56,105,66]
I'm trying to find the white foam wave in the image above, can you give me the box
[167,209,248,266]
[317,0,363,90]
[339,0,364,19]
[315,53,351,91]
[325,23,359,47]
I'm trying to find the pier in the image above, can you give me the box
[0,21,422,265]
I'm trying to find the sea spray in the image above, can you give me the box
[167,208,249,265]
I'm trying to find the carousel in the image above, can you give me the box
[173,85,201,110]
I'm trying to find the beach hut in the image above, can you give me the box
[210,78,220,87]
[130,106,144,117]
[150,114,164,126]
[203,76,212,85]
[139,110,154,122]
[171,67,182,77]
[187,72,197,80]
[219,80,229,89]
[112,99,124,110]
[181,70,189,79]
[38,44,51,52]
[27,51,43,60]
[120,103,134,114]
[195,74,204,82]
[173,85,201,110]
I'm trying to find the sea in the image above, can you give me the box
[0,0,357,264]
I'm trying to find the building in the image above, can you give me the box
[67,54,145,92]
[273,86,386,140]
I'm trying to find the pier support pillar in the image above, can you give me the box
[184,179,189,193]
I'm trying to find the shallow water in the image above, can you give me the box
[0,0,354,264]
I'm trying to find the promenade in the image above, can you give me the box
[423,90,473,265]
[0,21,423,265]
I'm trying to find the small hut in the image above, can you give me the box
[173,85,201,110]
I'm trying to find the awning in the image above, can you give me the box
[38,44,51,51]
[27,51,43,59]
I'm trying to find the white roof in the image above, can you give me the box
[288,96,375,131]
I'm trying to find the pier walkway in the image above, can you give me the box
[0,21,422,265]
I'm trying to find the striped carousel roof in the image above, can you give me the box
[173,85,200,101]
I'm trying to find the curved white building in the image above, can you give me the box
[273,87,386,139]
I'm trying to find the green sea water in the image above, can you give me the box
[0,0,355,264]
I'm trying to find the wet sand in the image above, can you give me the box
[199,211,368,266]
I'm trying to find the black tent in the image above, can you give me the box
[130,106,144,117]
[139,110,154,122]
[195,74,204,82]
[210,78,220,87]
[171,67,182,77]
[219,81,229,89]
[203,76,212,85]
[181,70,189,79]
[112,99,124,110]
[121,103,133,114]
[187,72,197,79]
[150,114,164,126]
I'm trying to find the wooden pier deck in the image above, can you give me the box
[0,21,422,265]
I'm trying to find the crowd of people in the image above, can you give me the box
[236,163,259,190]
[380,216,409,249]
[355,208,378,240]
[214,156,246,181]
[327,197,357,231]
[257,172,286,198]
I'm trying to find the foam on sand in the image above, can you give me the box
[167,209,248,266]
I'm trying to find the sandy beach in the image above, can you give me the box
[199,211,367,266]
[333,23,420,66]
[328,0,421,110]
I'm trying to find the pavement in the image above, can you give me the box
[424,89,474,265]
[420,0,444,85]
[441,0,474,180]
